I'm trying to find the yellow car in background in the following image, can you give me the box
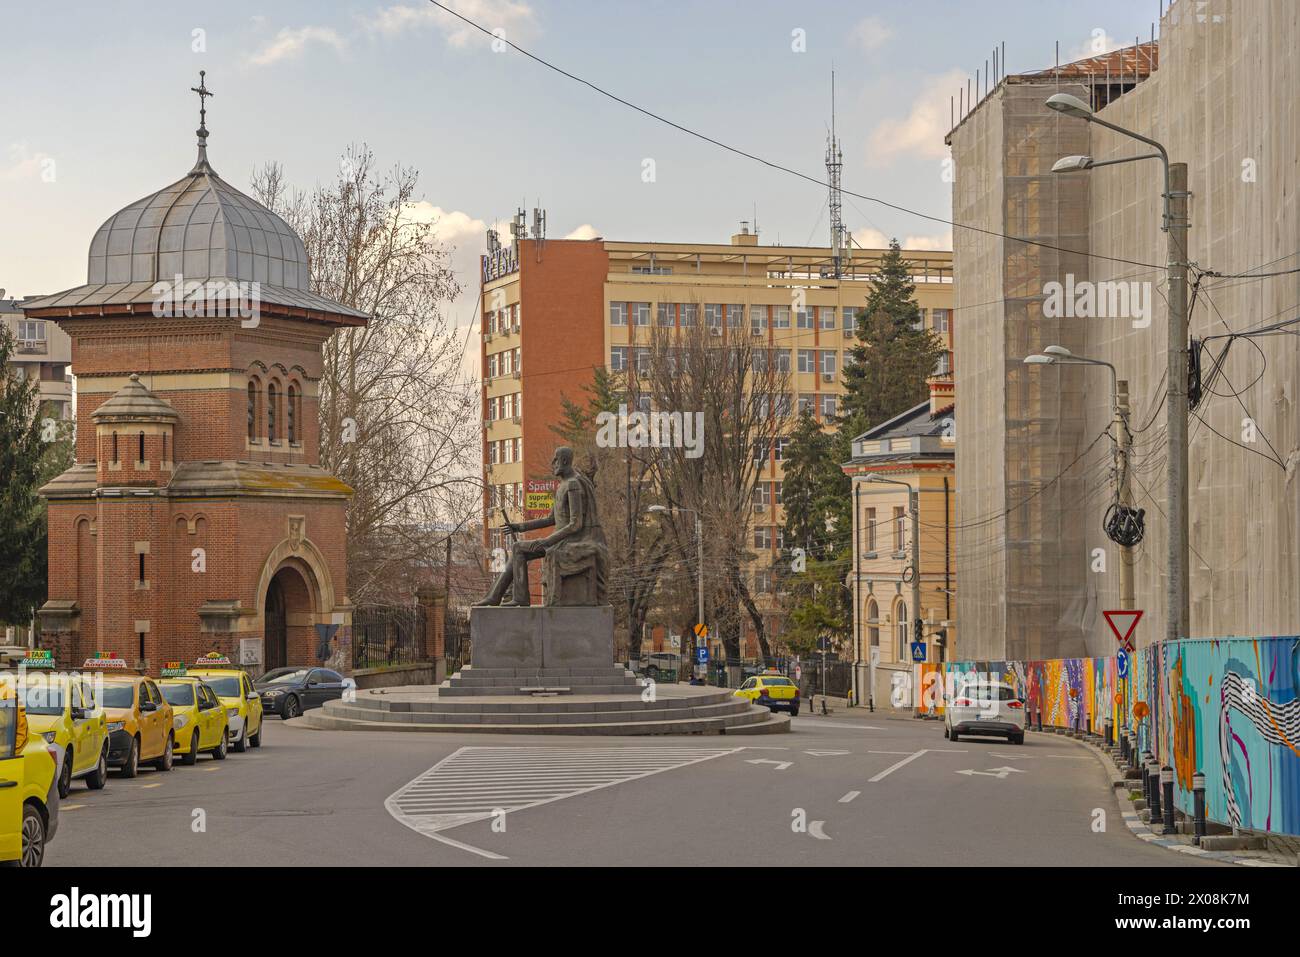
[100,675,175,776]
[1,685,61,866]
[189,668,263,752]
[19,674,109,798]
[158,678,229,765]
[734,672,802,716]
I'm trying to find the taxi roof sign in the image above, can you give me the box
[82,652,129,670]
[21,650,56,669]
[161,661,189,677]
[195,652,233,666]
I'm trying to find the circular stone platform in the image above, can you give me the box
[298,676,790,736]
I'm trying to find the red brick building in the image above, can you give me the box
[22,104,367,676]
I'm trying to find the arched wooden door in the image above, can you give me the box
[265,574,287,671]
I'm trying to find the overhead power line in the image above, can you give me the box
[426,0,1166,272]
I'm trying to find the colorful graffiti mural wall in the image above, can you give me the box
[946,636,1300,836]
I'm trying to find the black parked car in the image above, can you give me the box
[254,667,348,720]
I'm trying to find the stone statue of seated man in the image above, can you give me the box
[477,446,609,607]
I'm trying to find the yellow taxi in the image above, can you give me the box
[99,675,175,776]
[189,664,263,752]
[1,682,61,866]
[19,673,109,798]
[158,678,229,765]
[734,671,801,716]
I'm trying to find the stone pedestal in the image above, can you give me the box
[470,605,615,670]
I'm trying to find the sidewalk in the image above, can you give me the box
[1040,727,1297,867]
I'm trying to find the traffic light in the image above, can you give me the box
[913,617,923,643]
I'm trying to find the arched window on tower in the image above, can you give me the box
[111,431,119,464]
[267,382,279,443]
[138,431,145,464]
[287,384,299,445]
[247,380,258,442]
[867,599,879,648]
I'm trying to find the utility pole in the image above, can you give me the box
[1166,162,1191,645]
[1115,380,1135,612]
[909,486,922,713]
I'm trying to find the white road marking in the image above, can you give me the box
[386,746,742,860]
[804,750,850,756]
[745,758,792,770]
[808,820,831,840]
[839,790,860,803]
[868,749,930,782]
[955,766,1025,779]
[790,719,884,731]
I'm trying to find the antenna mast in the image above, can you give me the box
[826,71,846,278]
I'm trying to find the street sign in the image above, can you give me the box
[693,623,708,640]
[910,641,927,663]
[1116,648,1129,678]
[1103,609,1143,651]
[695,646,709,665]
[669,634,680,649]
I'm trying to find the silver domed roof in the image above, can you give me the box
[87,159,309,291]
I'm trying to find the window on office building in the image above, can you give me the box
[632,302,651,326]
[772,305,791,328]
[657,303,676,327]
[819,306,836,330]
[610,302,628,326]
[820,350,838,376]
[797,349,815,374]
[610,346,628,371]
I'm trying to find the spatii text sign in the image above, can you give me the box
[524,479,557,519]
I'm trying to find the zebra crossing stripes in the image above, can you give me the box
[386,746,741,859]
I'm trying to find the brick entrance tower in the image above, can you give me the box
[22,79,367,676]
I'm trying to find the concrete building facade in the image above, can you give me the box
[2,296,73,421]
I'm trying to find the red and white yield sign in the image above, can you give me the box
[1103,610,1143,652]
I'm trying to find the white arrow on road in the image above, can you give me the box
[956,766,1026,779]
[808,821,832,840]
[803,750,850,757]
[746,758,793,770]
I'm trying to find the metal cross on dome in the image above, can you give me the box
[191,70,214,144]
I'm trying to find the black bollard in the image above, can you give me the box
[1192,771,1207,844]
[1161,765,1175,831]
[1148,758,1161,821]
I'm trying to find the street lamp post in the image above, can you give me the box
[862,473,921,710]
[647,505,704,676]
[1046,92,1191,647]
[1024,347,1134,612]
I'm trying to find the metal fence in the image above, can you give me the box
[352,604,425,669]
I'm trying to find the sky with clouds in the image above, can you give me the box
[1,0,1162,335]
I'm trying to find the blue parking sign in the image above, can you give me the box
[695,646,709,665]
[910,642,927,663]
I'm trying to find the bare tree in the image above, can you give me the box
[641,309,793,662]
[252,145,478,603]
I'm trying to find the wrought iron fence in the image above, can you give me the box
[352,604,425,669]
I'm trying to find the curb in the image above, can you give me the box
[1035,728,1295,868]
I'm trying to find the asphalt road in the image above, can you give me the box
[45,707,1226,867]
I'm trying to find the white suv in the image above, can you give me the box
[944,680,1026,745]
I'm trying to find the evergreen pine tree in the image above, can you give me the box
[839,238,945,439]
